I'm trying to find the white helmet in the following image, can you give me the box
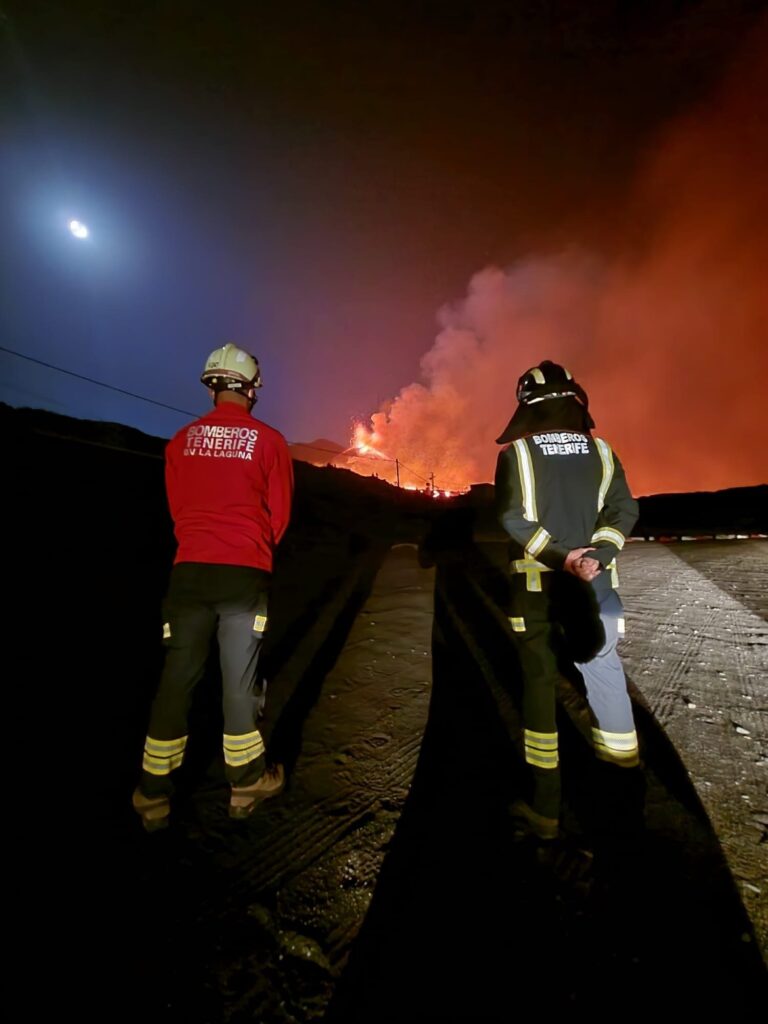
[200,343,263,393]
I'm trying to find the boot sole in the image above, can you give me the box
[132,790,171,833]
[229,779,285,819]
[141,814,170,833]
[509,799,559,841]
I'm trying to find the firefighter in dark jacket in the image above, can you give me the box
[132,343,294,830]
[495,360,640,840]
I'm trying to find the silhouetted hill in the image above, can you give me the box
[455,476,767,538]
[288,437,346,465]
[633,486,767,538]
[5,403,434,555]
[4,401,168,457]
[5,403,765,536]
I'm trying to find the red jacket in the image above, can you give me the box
[165,403,294,572]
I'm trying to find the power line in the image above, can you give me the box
[0,345,200,418]
[293,442,430,481]
[2,344,436,486]
[28,427,164,460]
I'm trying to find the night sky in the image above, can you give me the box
[2,1,767,494]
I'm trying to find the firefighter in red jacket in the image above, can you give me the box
[495,360,640,841]
[132,343,294,830]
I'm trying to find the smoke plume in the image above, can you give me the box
[353,20,768,496]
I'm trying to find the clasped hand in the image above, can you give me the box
[563,546,602,582]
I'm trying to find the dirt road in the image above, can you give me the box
[618,540,767,945]
[44,536,767,1021]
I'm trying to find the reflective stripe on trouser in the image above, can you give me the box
[575,585,638,767]
[591,727,639,766]
[524,729,558,769]
[139,564,270,797]
[142,735,188,775]
[223,729,265,767]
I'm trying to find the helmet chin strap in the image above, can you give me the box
[210,382,258,409]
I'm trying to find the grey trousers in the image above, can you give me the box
[139,562,271,797]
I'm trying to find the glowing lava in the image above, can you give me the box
[346,420,470,494]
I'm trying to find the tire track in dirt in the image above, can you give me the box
[156,538,765,1020]
[260,539,767,963]
[216,731,426,894]
[431,539,766,960]
[192,547,434,918]
[669,540,768,622]
[618,542,767,952]
[146,548,436,1021]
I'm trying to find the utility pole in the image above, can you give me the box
[395,459,400,488]
[429,472,435,494]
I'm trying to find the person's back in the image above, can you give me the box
[496,427,634,568]
[132,343,293,831]
[167,402,292,571]
[494,360,642,841]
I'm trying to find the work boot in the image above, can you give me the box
[229,764,285,819]
[132,788,170,833]
[509,798,559,841]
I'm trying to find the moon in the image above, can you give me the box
[69,219,89,239]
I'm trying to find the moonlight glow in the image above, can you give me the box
[68,219,89,239]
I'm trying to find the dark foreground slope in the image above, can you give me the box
[6,404,767,1021]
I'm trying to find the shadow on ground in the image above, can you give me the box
[15,415,766,1020]
[326,510,767,1020]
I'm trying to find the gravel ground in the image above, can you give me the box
[14,412,765,1019]
[41,539,766,1022]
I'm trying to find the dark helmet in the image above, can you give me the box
[495,359,593,444]
[516,360,579,405]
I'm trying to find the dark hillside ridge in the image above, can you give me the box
[632,485,767,538]
[5,403,766,536]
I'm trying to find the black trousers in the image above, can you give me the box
[510,572,638,819]
[139,563,271,797]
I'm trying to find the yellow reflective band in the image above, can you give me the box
[594,740,638,756]
[512,558,551,592]
[223,732,265,766]
[607,559,619,588]
[591,527,625,549]
[524,729,559,768]
[595,438,614,513]
[526,526,551,558]
[525,729,558,745]
[595,747,640,767]
[142,735,188,775]
[162,622,171,639]
[144,736,188,755]
[563,366,572,380]
[618,617,625,635]
[224,731,264,748]
[525,751,559,768]
[142,751,185,775]
[224,748,264,766]
[513,439,538,521]
[253,614,268,633]
[531,367,545,384]
[509,616,526,633]
[592,728,638,750]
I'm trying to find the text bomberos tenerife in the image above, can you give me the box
[531,431,590,456]
[183,424,260,460]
